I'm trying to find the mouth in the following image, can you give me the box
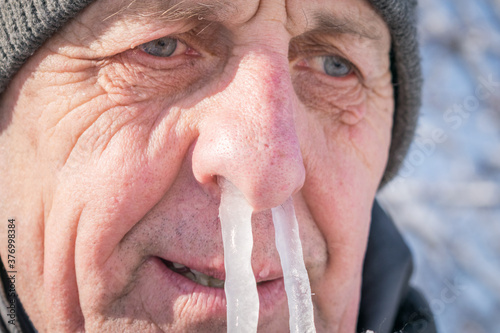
[145,256,287,322]
[161,259,225,288]
[160,259,277,290]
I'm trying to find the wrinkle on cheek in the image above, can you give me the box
[292,73,366,125]
[57,99,169,170]
[95,58,168,105]
[39,66,194,177]
[294,67,393,181]
[346,127,376,174]
[95,50,225,107]
[13,55,102,130]
[292,194,328,274]
[364,70,393,101]
[362,72,394,142]
[42,203,85,331]
[31,57,107,159]
[95,63,181,107]
[342,112,393,181]
[52,89,189,185]
[42,95,116,173]
[301,98,392,188]
[364,96,394,144]
[66,103,191,249]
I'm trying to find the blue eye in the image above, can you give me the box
[140,37,179,57]
[322,56,352,77]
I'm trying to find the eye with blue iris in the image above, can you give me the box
[295,54,354,79]
[139,37,187,57]
[321,55,352,77]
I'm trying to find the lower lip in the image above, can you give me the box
[151,256,286,318]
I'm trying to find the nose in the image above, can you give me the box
[192,51,305,211]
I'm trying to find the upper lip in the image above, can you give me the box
[157,255,283,283]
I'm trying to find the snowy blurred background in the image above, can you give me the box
[377,0,500,332]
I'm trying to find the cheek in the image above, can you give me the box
[296,80,394,265]
[62,103,199,317]
[66,107,191,254]
[33,91,199,289]
[293,194,329,275]
[295,66,394,189]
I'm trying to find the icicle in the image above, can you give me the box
[272,197,316,333]
[219,179,259,333]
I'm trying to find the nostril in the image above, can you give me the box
[193,138,305,212]
[198,176,221,199]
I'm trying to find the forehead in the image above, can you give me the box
[98,0,388,39]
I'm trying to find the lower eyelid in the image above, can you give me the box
[292,72,366,111]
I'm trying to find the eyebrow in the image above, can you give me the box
[311,12,382,40]
[107,0,237,23]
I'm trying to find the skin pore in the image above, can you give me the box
[0,0,394,332]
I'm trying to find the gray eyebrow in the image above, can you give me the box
[313,12,382,40]
[106,0,237,23]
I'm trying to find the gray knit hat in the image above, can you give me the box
[0,0,421,185]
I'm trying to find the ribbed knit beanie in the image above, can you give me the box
[0,0,421,185]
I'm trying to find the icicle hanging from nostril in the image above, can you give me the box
[219,178,259,333]
[272,197,316,333]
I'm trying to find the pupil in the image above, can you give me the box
[324,56,350,77]
[141,37,178,57]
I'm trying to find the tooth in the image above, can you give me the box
[191,269,209,285]
[167,261,225,288]
[190,269,225,288]
[208,278,225,288]
[197,273,210,286]
[183,271,196,282]
[172,262,186,269]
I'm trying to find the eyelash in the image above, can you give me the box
[295,55,355,79]
[128,36,201,70]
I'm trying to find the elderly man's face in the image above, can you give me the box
[0,0,393,331]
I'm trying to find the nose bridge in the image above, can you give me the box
[192,50,305,211]
[231,51,297,150]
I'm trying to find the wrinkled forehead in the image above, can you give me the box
[76,0,390,43]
